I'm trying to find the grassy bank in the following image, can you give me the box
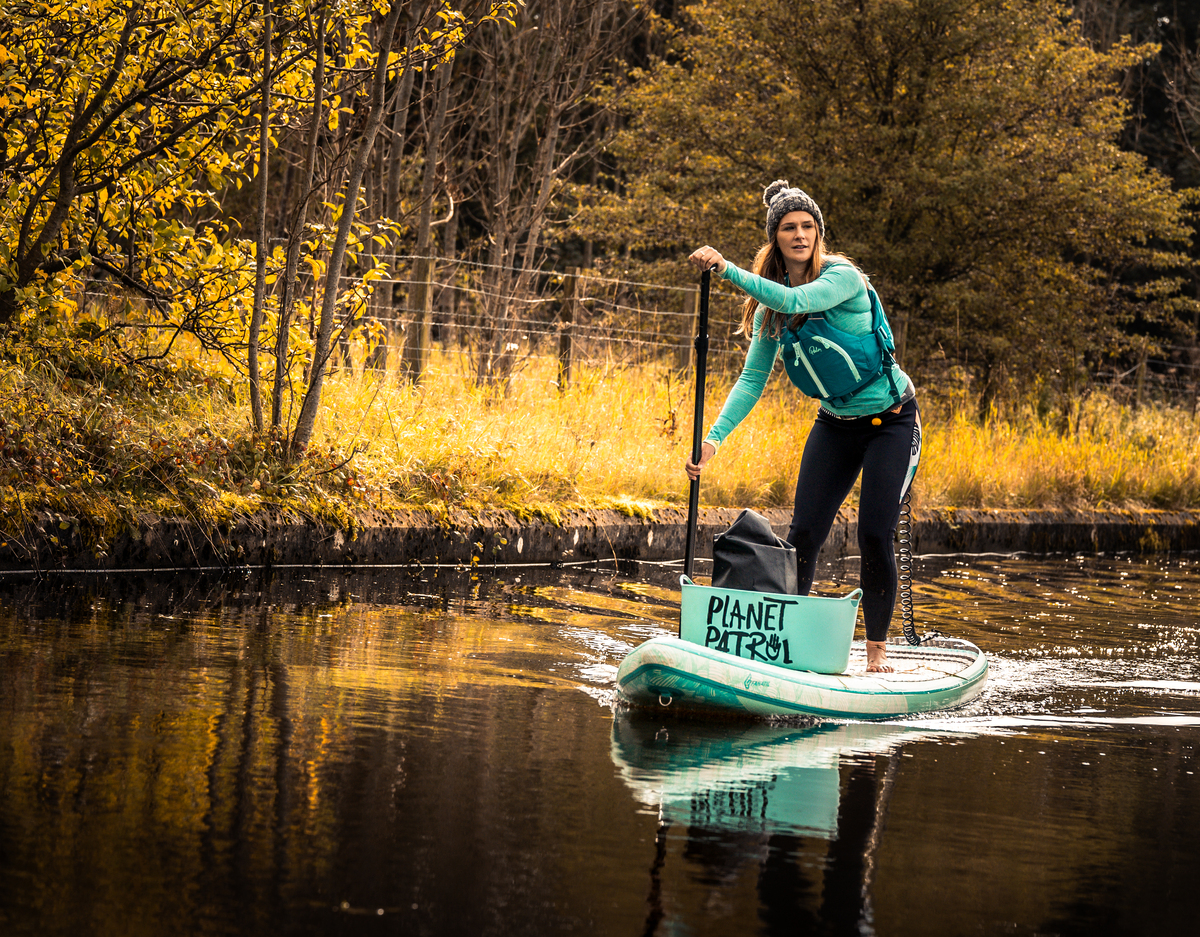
[2,334,1199,555]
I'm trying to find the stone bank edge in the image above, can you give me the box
[2,505,1199,572]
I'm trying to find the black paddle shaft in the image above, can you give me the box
[684,269,711,583]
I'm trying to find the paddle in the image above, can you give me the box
[683,268,711,587]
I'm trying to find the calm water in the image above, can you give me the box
[0,553,1197,936]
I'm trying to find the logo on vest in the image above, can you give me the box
[808,345,822,355]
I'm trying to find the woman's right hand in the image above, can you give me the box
[688,246,726,275]
[684,441,716,480]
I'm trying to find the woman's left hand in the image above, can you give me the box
[684,441,716,480]
[688,246,726,275]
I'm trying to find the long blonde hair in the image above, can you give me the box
[736,234,856,339]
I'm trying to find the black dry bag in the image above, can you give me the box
[711,509,798,595]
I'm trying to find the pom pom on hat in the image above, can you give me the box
[763,179,824,242]
[763,179,791,207]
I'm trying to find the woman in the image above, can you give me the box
[687,180,920,673]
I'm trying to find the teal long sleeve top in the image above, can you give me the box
[705,259,913,448]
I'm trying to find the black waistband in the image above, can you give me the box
[818,388,917,422]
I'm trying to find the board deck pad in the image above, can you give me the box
[842,644,979,682]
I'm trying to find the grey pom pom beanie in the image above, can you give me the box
[763,179,824,242]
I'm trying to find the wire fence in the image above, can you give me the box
[351,254,1200,406]
[344,252,756,374]
[75,251,1200,406]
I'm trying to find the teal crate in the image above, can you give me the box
[679,575,861,675]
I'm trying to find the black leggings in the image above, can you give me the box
[787,398,921,642]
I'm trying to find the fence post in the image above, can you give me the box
[1134,338,1148,410]
[678,286,697,371]
[559,267,577,390]
[1191,302,1199,418]
[405,256,433,380]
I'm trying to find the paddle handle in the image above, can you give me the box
[683,269,711,585]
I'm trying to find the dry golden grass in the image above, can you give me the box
[299,352,1200,514]
[6,332,1198,541]
[917,395,1200,511]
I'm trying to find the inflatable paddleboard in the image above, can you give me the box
[616,633,988,720]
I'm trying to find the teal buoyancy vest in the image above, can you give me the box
[780,287,902,407]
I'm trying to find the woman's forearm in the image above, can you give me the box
[705,323,778,445]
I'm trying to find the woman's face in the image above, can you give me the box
[775,210,819,269]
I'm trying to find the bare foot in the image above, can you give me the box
[866,640,894,673]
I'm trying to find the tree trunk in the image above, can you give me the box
[385,11,420,368]
[404,57,454,379]
[272,5,327,430]
[438,190,460,342]
[290,2,404,458]
[248,0,272,433]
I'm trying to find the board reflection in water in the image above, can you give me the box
[612,713,943,934]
